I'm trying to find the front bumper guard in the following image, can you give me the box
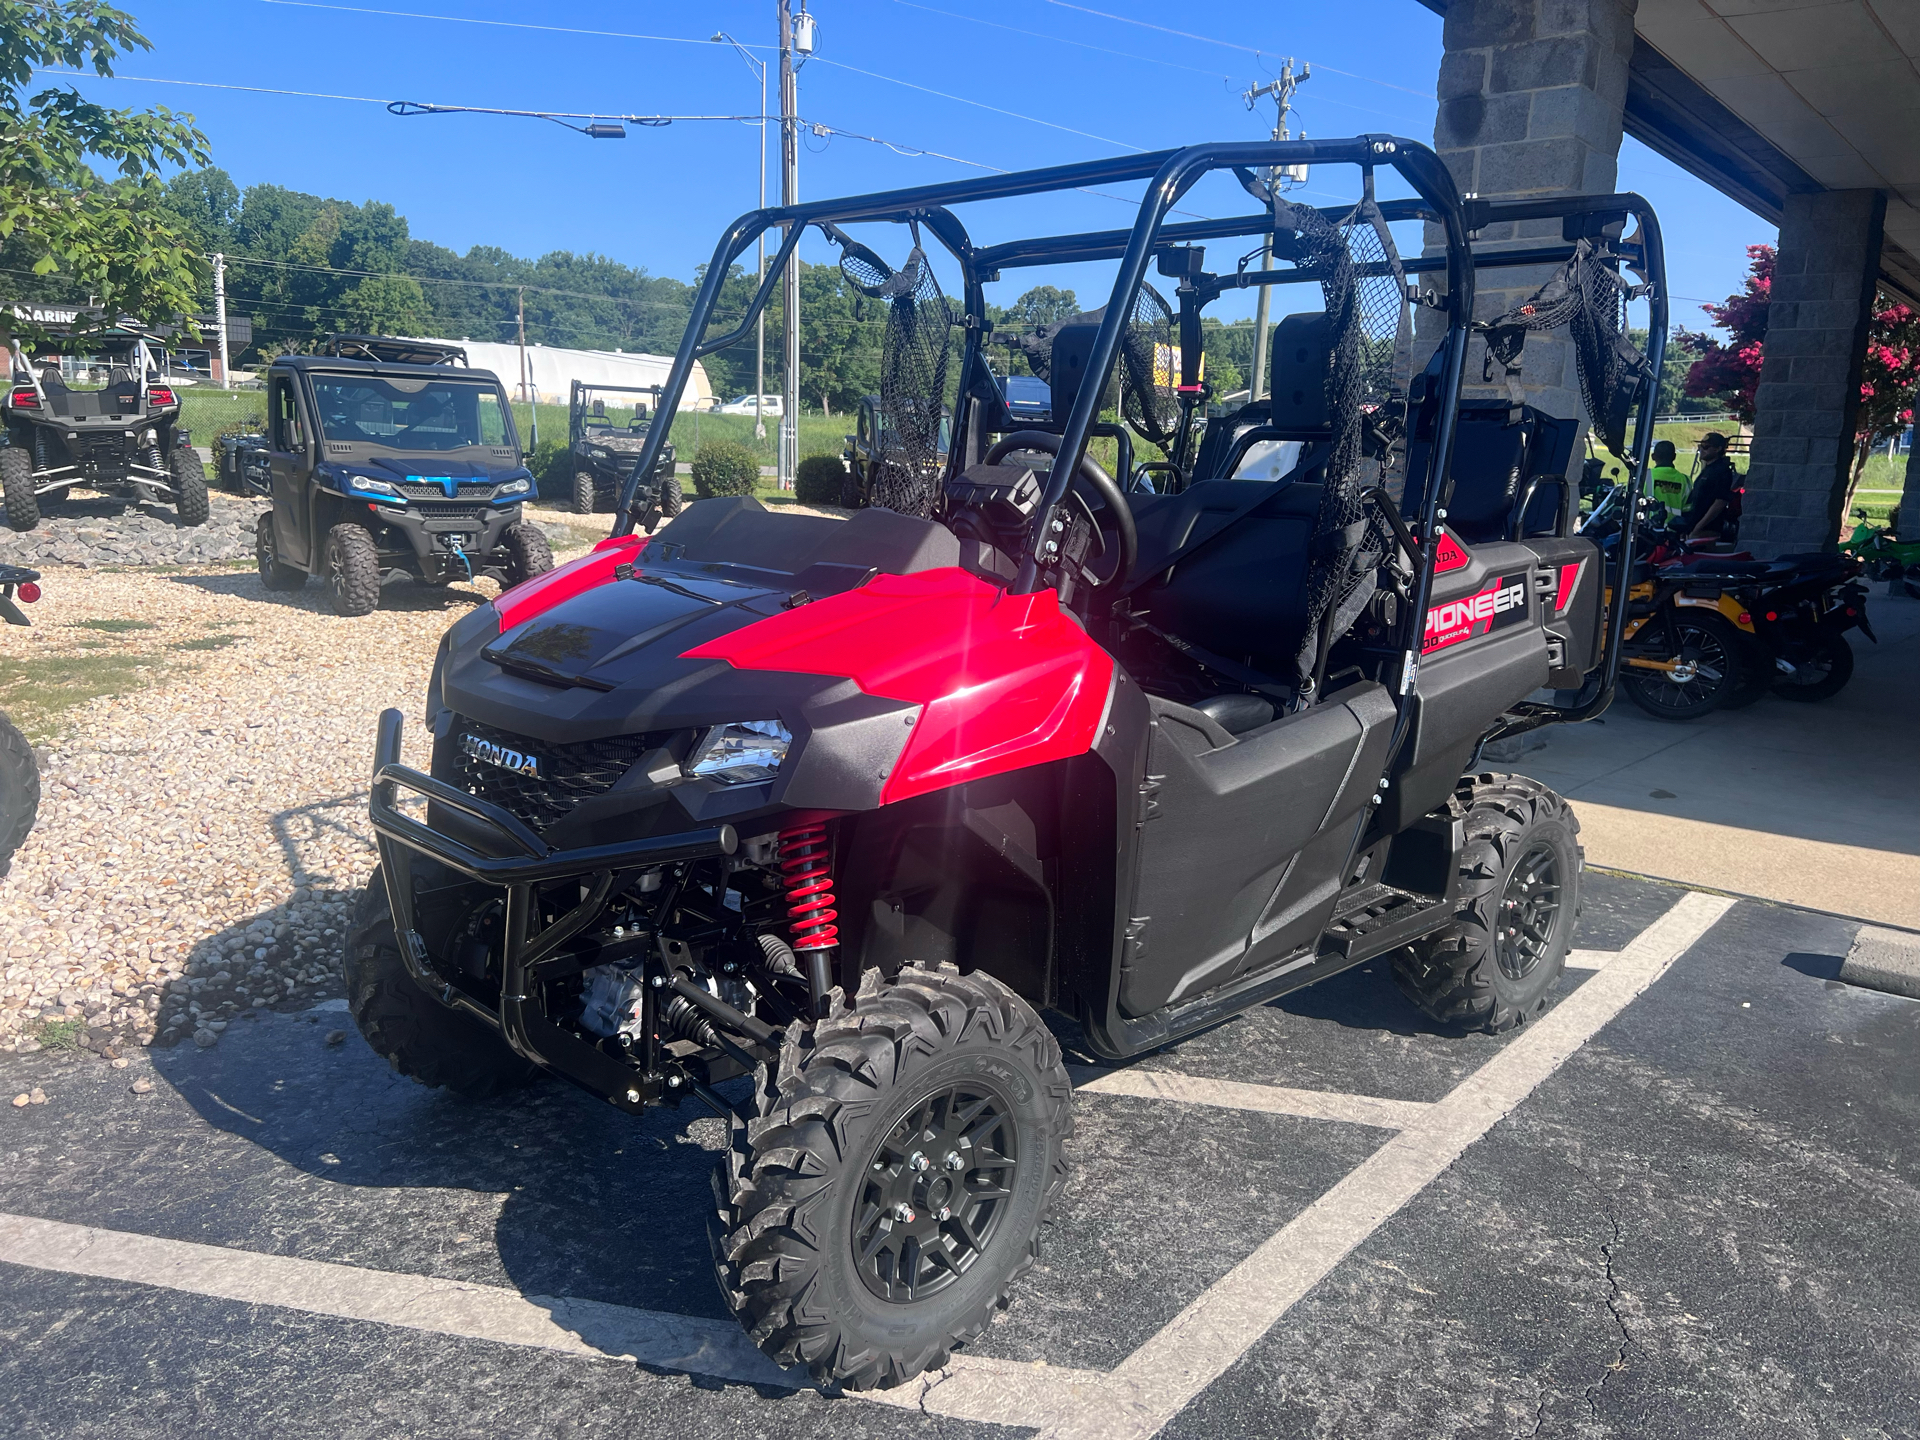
[368,708,738,1112]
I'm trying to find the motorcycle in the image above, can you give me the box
[0,563,42,875]
[1840,507,1920,599]
[1598,518,1873,718]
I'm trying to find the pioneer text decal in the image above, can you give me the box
[1424,572,1528,653]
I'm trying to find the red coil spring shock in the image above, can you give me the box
[778,823,839,951]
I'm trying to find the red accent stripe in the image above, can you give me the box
[492,534,645,631]
[1552,561,1583,614]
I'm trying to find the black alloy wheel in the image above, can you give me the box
[853,1081,1019,1303]
[1621,613,1742,720]
[1496,839,1563,981]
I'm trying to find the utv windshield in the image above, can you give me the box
[311,376,512,451]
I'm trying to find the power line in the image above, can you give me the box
[882,0,1234,79]
[1033,0,1438,100]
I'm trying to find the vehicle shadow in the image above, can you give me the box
[151,992,771,1362]
[163,569,495,613]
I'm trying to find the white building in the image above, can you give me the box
[411,338,714,410]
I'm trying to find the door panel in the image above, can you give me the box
[1119,681,1396,1017]
[268,375,313,566]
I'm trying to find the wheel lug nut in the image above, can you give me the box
[936,1206,951,1221]
[944,1151,963,1170]
[909,1152,929,1172]
[893,1203,915,1222]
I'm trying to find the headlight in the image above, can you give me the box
[495,477,531,497]
[683,720,791,785]
[347,474,403,500]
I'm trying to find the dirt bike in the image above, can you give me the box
[1841,507,1920,598]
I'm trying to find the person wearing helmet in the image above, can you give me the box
[1647,439,1691,514]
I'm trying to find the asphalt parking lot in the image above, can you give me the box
[2,869,1915,1440]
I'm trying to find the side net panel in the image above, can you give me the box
[1276,196,1410,690]
[1479,239,1649,457]
[838,233,954,517]
[1119,283,1181,449]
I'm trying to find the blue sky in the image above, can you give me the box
[72,0,1768,331]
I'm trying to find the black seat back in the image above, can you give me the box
[1405,397,1579,544]
[1126,480,1323,674]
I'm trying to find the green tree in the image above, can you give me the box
[0,0,211,347]
[1003,285,1080,327]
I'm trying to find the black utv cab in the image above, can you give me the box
[566,379,681,525]
[2,312,209,530]
[254,346,552,615]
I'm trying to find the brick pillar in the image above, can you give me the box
[1424,0,1636,448]
[1743,190,1889,557]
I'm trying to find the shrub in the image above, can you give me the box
[795,453,848,506]
[529,435,571,499]
[691,439,761,498]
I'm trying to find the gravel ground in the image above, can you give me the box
[0,528,603,1058]
[0,496,837,1062]
[0,489,261,569]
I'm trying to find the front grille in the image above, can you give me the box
[413,502,488,521]
[447,718,670,832]
[399,482,495,501]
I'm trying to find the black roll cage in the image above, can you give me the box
[609,134,1667,743]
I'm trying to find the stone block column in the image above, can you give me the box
[1424,0,1637,441]
[1742,189,1888,557]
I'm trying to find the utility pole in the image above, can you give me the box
[776,0,805,490]
[212,251,230,389]
[1244,59,1310,404]
[516,287,530,404]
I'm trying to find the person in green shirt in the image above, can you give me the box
[1647,439,1691,515]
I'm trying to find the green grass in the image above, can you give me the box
[71,618,157,634]
[172,635,238,651]
[0,652,159,744]
[29,1017,84,1051]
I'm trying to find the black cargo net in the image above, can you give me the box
[1272,193,1411,692]
[832,223,954,516]
[1120,282,1181,448]
[1477,239,1649,457]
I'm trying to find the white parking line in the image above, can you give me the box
[1072,1066,1434,1130]
[1565,948,1613,970]
[0,1210,1105,1421]
[1033,891,1735,1440]
[0,893,1733,1437]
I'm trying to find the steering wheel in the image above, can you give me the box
[984,430,1138,591]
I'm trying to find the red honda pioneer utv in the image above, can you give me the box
[351,136,1665,1390]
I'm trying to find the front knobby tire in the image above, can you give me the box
[502,522,554,587]
[571,470,597,515]
[0,712,40,878]
[1,448,39,532]
[658,473,683,518]
[170,447,210,527]
[712,962,1072,1391]
[344,866,542,1098]
[323,523,381,616]
[1391,774,1582,1035]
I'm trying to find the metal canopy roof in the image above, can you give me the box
[1419,0,1920,304]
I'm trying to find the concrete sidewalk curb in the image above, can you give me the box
[1839,926,1920,1000]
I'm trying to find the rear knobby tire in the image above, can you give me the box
[712,962,1072,1391]
[1390,773,1582,1034]
[502,522,554,588]
[255,511,307,591]
[571,470,597,515]
[323,522,382,616]
[344,866,542,1099]
[170,447,210,527]
[0,711,40,878]
[1772,633,1853,702]
[1,448,39,532]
